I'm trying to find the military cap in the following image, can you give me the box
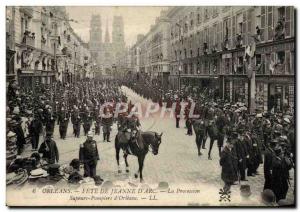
[46,131,53,137]
[7,131,16,138]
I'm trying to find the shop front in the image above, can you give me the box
[268,82,294,113]
[223,76,248,104]
[180,75,220,99]
[17,69,55,90]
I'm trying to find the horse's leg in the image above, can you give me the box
[195,134,201,156]
[124,153,129,173]
[115,137,121,173]
[198,134,204,156]
[208,136,215,160]
[202,128,207,149]
[217,134,224,157]
[138,155,145,183]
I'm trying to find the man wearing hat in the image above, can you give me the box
[215,109,227,156]
[79,131,100,178]
[175,99,181,128]
[287,118,295,164]
[28,113,43,151]
[38,131,59,164]
[10,118,26,155]
[83,110,93,136]
[45,107,56,137]
[247,131,262,177]
[58,107,69,139]
[271,145,293,202]
[220,137,238,192]
[7,131,18,162]
[263,139,278,190]
[71,107,82,138]
[101,108,113,142]
[234,128,249,181]
[263,119,272,147]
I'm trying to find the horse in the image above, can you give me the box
[192,119,206,156]
[115,130,162,182]
[206,121,220,160]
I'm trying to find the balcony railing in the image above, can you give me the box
[19,7,33,18]
[22,31,35,48]
[41,42,53,54]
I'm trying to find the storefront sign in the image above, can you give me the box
[222,53,232,59]
[256,41,294,54]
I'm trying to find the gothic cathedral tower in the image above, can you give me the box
[89,15,102,65]
[89,14,126,72]
[112,16,125,60]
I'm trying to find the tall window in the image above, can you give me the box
[261,7,266,41]
[204,9,208,20]
[285,6,292,37]
[223,19,229,39]
[21,17,25,35]
[267,6,273,40]
[278,7,285,19]
[213,24,218,47]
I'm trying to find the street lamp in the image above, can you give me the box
[178,62,182,91]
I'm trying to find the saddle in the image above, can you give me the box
[118,130,143,154]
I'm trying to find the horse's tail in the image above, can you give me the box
[115,133,119,149]
[115,133,121,165]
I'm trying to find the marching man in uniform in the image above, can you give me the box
[79,131,101,179]
[101,107,113,142]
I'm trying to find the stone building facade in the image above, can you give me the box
[129,10,171,90]
[6,6,92,89]
[166,6,295,112]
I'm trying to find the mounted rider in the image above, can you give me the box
[119,113,141,154]
[125,114,141,141]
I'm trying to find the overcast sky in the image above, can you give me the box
[66,6,168,47]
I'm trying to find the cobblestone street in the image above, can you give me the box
[18,86,295,206]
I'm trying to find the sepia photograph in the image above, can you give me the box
[5,5,296,207]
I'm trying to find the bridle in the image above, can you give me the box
[148,137,161,154]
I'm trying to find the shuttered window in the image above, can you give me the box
[247,10,253,41]
[271,52,275,74]
[285,51,290,74]
[261,7,266,41]
[267,6,273,41]
[217,22,222,50]
[261,54,266,74]
[199,30,203,55]
[242,12,247,45]
[285,6,291,37]
[232,16,236,48]
[291,52,294,74]
[228,17,232,48]
[208,27,214,49]
[213,24,217,48]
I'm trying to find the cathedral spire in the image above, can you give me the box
[105,18,110,43]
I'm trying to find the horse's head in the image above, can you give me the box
[150,132,163,155]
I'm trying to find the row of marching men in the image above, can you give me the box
[126,78,295,204]
[6,79,127,156]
